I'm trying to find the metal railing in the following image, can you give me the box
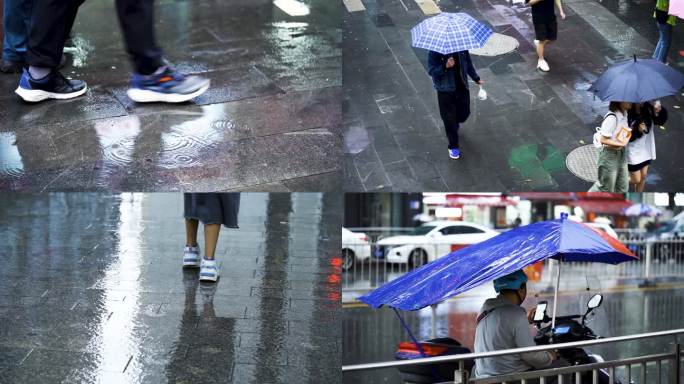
[342,328,684,384]
[342,237,684,301]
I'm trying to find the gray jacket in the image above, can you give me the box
[473,297,553,378]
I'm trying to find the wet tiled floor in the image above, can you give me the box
[343,0,684,191]
[0,0,342,192]
[0,193,341,383]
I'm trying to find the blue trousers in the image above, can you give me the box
[2,0,32,62]
[653,21,673,63]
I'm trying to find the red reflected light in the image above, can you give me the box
[327,274,341,284]
[327,292,341,301]
[330,257,342,267]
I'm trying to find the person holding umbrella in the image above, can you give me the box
[589,56,684,191]
[626,100,668,192]
[411,13,492,160]
[473,270,564,380]
[428,49,482,159]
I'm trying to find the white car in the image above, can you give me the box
[586,222,618,239]
[376,221,499,268]
[342,227,371,271]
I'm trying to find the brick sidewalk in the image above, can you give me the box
[0,193,341,383]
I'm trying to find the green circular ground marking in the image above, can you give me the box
[566,144,599,182]
[470,33,519,56]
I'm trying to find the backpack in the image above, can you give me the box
[593,112,617,149]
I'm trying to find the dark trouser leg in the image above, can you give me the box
[437,91,461,149]
[27,0,83,68]
[445,122,460,149]
[115,0,164,75]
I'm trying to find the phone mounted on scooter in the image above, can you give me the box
[533,301,549,325]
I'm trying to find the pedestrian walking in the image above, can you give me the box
[526,0,565,72]
[653,0,676,63]
[2,0,32,73]
[428,50,482,159]
[589,102,632,193]
[15,0,209,103]
[183,193,240,283]
[627,100,668,192]
[2,0,69,74]
[410,12,491,160]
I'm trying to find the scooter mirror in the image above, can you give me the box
[587,294,603,309]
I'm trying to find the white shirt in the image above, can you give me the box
[600,110,631,144]
[627,125,656,165]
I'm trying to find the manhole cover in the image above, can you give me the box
[566,144,599,182]
[470,33,519,56]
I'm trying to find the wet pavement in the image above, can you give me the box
[342,0,684,191]
[0,0,342,192]
[0,192,342,383]
[342,281,684,383]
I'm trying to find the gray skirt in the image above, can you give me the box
[183,193,240,228]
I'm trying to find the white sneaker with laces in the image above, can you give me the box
[199,258,219,282]
[183,245,200,268]
[537,59,550,72]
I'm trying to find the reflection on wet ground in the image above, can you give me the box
[0,0,341,192]
[343,281,684,383]
[342,0,684,191]
[0,193,341,383]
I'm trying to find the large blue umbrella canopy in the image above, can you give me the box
[411,12,493,54]
[589,56,684,103]
[359,218,637,311]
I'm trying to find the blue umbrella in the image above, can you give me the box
[359,215,637,311]
[411,12,493,54]
[589,56,684,103]
[623,203,662,217]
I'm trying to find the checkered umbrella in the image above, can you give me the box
[411,12,493,54]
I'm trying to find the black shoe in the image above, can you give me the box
[0,59,26,74]
[15,68,87,102]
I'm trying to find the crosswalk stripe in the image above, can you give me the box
[415,0,441,15]
[343,0,366,12]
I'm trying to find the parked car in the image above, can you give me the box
[342,227,371,271]
[586,222,618,239]
[375,221,499,268]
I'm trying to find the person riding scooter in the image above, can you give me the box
[473,270,566,381]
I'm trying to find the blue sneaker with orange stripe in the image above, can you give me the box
[127,65,210,103]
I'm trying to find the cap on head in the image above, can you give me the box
[493,270,528,293]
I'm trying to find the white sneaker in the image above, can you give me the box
[199,258,219,282]
[183,245,200,268]
[537,59,550,72]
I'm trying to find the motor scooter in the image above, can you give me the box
[394,294,625,384]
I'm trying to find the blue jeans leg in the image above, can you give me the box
[2,0,32,62]
[653,22,673,63]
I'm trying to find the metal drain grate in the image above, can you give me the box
[470,33,519,57]
[566,144,599,182]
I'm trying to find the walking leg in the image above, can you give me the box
[185,219,199,247]
[115,0,164,74]
[203,224,221,260]
[27,0,82,68]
